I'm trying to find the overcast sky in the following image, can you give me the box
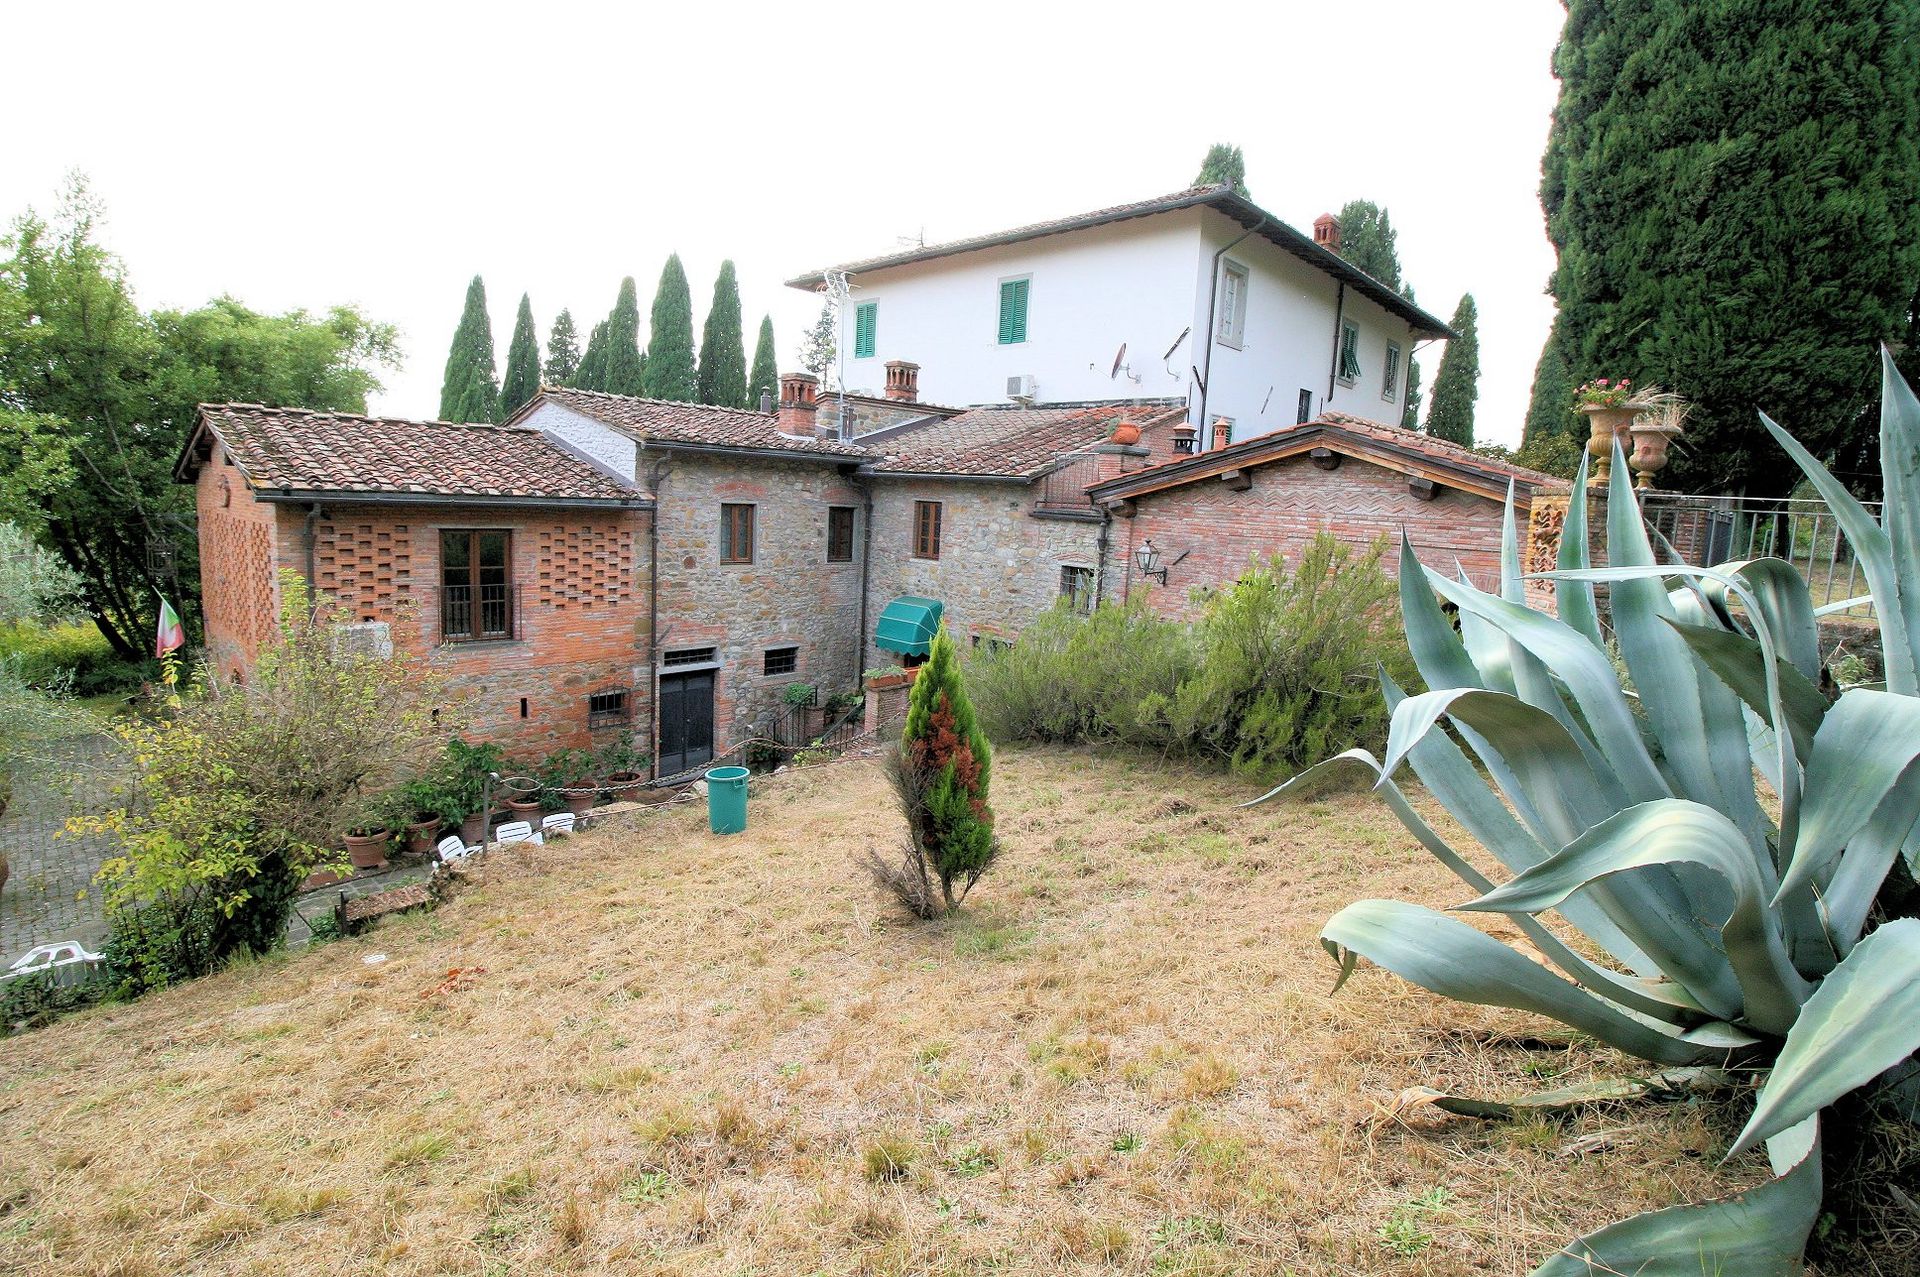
[7,1,1565,447]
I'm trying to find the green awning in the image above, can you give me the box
[874,595,944,658]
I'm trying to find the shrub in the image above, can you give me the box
[0,620,153,695]
[867,626,997,917]
[966,597,1192,746]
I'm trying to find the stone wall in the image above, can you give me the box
[650,450,867,755]
[1102,452,1514,619]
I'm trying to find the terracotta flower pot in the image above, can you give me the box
[302,867,345,890]
[505,797,544,820]
[1110,421,1142,446]
[406,818,441,856]
[343,830,390,871]
[605,771,645,802]
[1579,402,1652,486]
[460,811,490,847]
[565,790,597,818]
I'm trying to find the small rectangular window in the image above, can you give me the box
[853,302,877,359]
[1337,320,1361,385]
[763,646,798,676]
[1217,261,1249,348]
[440,528,513,641]
[1382,342,1402,400]
[913,500,943,559]
[1297,389,1314,424]
[664,647,716,667]
[827,506,855,562]
[1060,565,1094,613]
[588,689,631,727]
[997,278,1029,345]
[721,503,755,564]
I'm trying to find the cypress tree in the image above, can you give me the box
[1401,356,1423,430]
[1527,0,1920,493]
[695,260,748,408]
[887,624,997,917]
[1193,144,1248,196]
[438,274,500,423]
[500,293,541,416]
[1521,327,1576,452]
[748,314,778,410]
[641,255,697,402]
[571,320,608,390]
[544,308,581,385]
[1335,200,1400,289]
[1424,294,1479,446]
[601,277,647,396]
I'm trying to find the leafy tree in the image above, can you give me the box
[0,522,83,624]
[696,260,748,408]
[1336,200,1400,289]
[868,625,997,918]
[748,314,778,410]
[1423,294,1479,445]
[1193,143,1248,195]
[571,319,609,390]
[1521,326,1577,454]
[798,301,835,382]
[601,276,647,396]
[641,255,696,402]
[543,308,581,385]
[1526,0,1920,493]
[499,293,541,417]
[0,178,396,658]
[438,275,500,423]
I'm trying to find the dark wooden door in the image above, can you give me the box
[658,670,715,777]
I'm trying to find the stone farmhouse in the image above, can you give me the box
[179,189,1558,778]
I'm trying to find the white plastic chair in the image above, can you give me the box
[540,812,576,839]
[6,940,104,987]
[492,820,543,847]
[436,834,480,862]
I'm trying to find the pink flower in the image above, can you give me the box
[1596,378,1610,386]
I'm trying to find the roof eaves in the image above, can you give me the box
[641,438,868,464]
[252,488,653,510]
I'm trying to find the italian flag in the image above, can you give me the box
[154,595,185,658]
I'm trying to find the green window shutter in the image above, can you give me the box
[854,303,877,359]
[1339,322,1361,380]
[998,279,1029,345]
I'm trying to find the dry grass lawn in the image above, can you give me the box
[0,745,1773,1276]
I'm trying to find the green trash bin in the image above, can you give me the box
[704,766,751,835]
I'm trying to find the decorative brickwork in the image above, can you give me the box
[194,447,280,678]
[537,526,633,610]
[314,521,414,622]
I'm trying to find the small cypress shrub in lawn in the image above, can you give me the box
[868,625,997,918]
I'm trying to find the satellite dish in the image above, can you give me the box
[1110,343,1128,379]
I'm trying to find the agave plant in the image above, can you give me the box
[1255,350,1920,1274]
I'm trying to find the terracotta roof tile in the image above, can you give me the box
[185,404,641,502]
[536,387,871,459]
[1314,410,1566,487]
[865,401,1187,479]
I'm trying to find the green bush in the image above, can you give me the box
[0,621,153,695]
[0,970,106,1036]
[965,533,1411,778]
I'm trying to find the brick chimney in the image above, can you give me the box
[1312,213,1340,252]
[776,372,819,437]
[1171,422,1198,454]
[884,360,920,402]
[1211,417,1233,450]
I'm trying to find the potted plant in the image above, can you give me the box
[396,778,455,855]
[864,663,918,692]
[598,731,650,802]
[341,802,392,871]
[501,770,545,820]
[440,738,506,846]
[540,746,600,818]
[1574,378,1656,485]
[783,681,825,736]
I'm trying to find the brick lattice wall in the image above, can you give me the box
[315,520,415,622]
[195,449,280,677]
[537,526,633,609]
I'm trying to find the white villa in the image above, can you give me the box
[785,184,1452,446]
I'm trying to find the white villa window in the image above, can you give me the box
[1383,342,1402,400]
[1217,261,1249,348]
[1337,320,1361,386]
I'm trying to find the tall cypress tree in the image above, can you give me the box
[571,320,608,390]
[749,314,778,411]
[1526,0,1920,493]
[1424,294,1479,446]
[544,308,581,385]
[642,255,697,402]
[1335,200,1400,289]
[1399,283,1423,429]
[438,275,500,423]
[500,293,541,416]
[1522,326,1576,453]
[696,260,748,407]
[601,277,647,396]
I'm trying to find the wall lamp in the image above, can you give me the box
[1134,539,1189,585]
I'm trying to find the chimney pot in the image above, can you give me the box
[1171,423,1198,455]
[883,360,921,402]
[776,372,820,437]
[1312,213,1340,252]
[1211,417,1233,450]
[758,389,773,413]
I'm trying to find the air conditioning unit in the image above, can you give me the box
[1006,374,1036,403]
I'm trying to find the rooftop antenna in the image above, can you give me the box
[1161,326,1191,377]
[894,226,926,248]
[1109,342,1141,385]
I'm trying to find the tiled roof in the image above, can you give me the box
[180,404,643,503]
[786,185,1453,339]
[532,387,871,459]
[864,402,1188,479]
[1088,410,1567,503]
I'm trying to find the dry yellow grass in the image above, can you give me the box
[0,745,1774,1275]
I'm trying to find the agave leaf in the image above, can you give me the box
[1815,593,1873,617]
[1875,348,1920,696]
[1422,1066,1735,1120]
[1823,764,1920,951]
[1466,800,1811,1036]
[1730,919,1920,1158]
[1664,618,1828,760]
[1399,534,1483,692]
[1532,1117,1820,1277]
[1322,899,1721,1066]
[1425,569,1670,804]
[1704,558,1821,683]
[1554,455,1605,648]
[1780,688,1920,903]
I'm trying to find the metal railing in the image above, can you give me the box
[1034,452,1104,513]
[440,583,516,643]
[1640,494,1879,615]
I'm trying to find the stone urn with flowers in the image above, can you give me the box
[1575,378,1655,486]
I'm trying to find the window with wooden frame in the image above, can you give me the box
[720,503,755,564]
[997,278,1030,345]
[826,506,856,562]
[1217,260,1249,348]
[1060,565,1095,613]
[1337,320,1362,385]
[1297,388,1314,424]
[1382,342,1402,400]
[853,302,877,359]
[912,500,943,559]
[440,529,513,641]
